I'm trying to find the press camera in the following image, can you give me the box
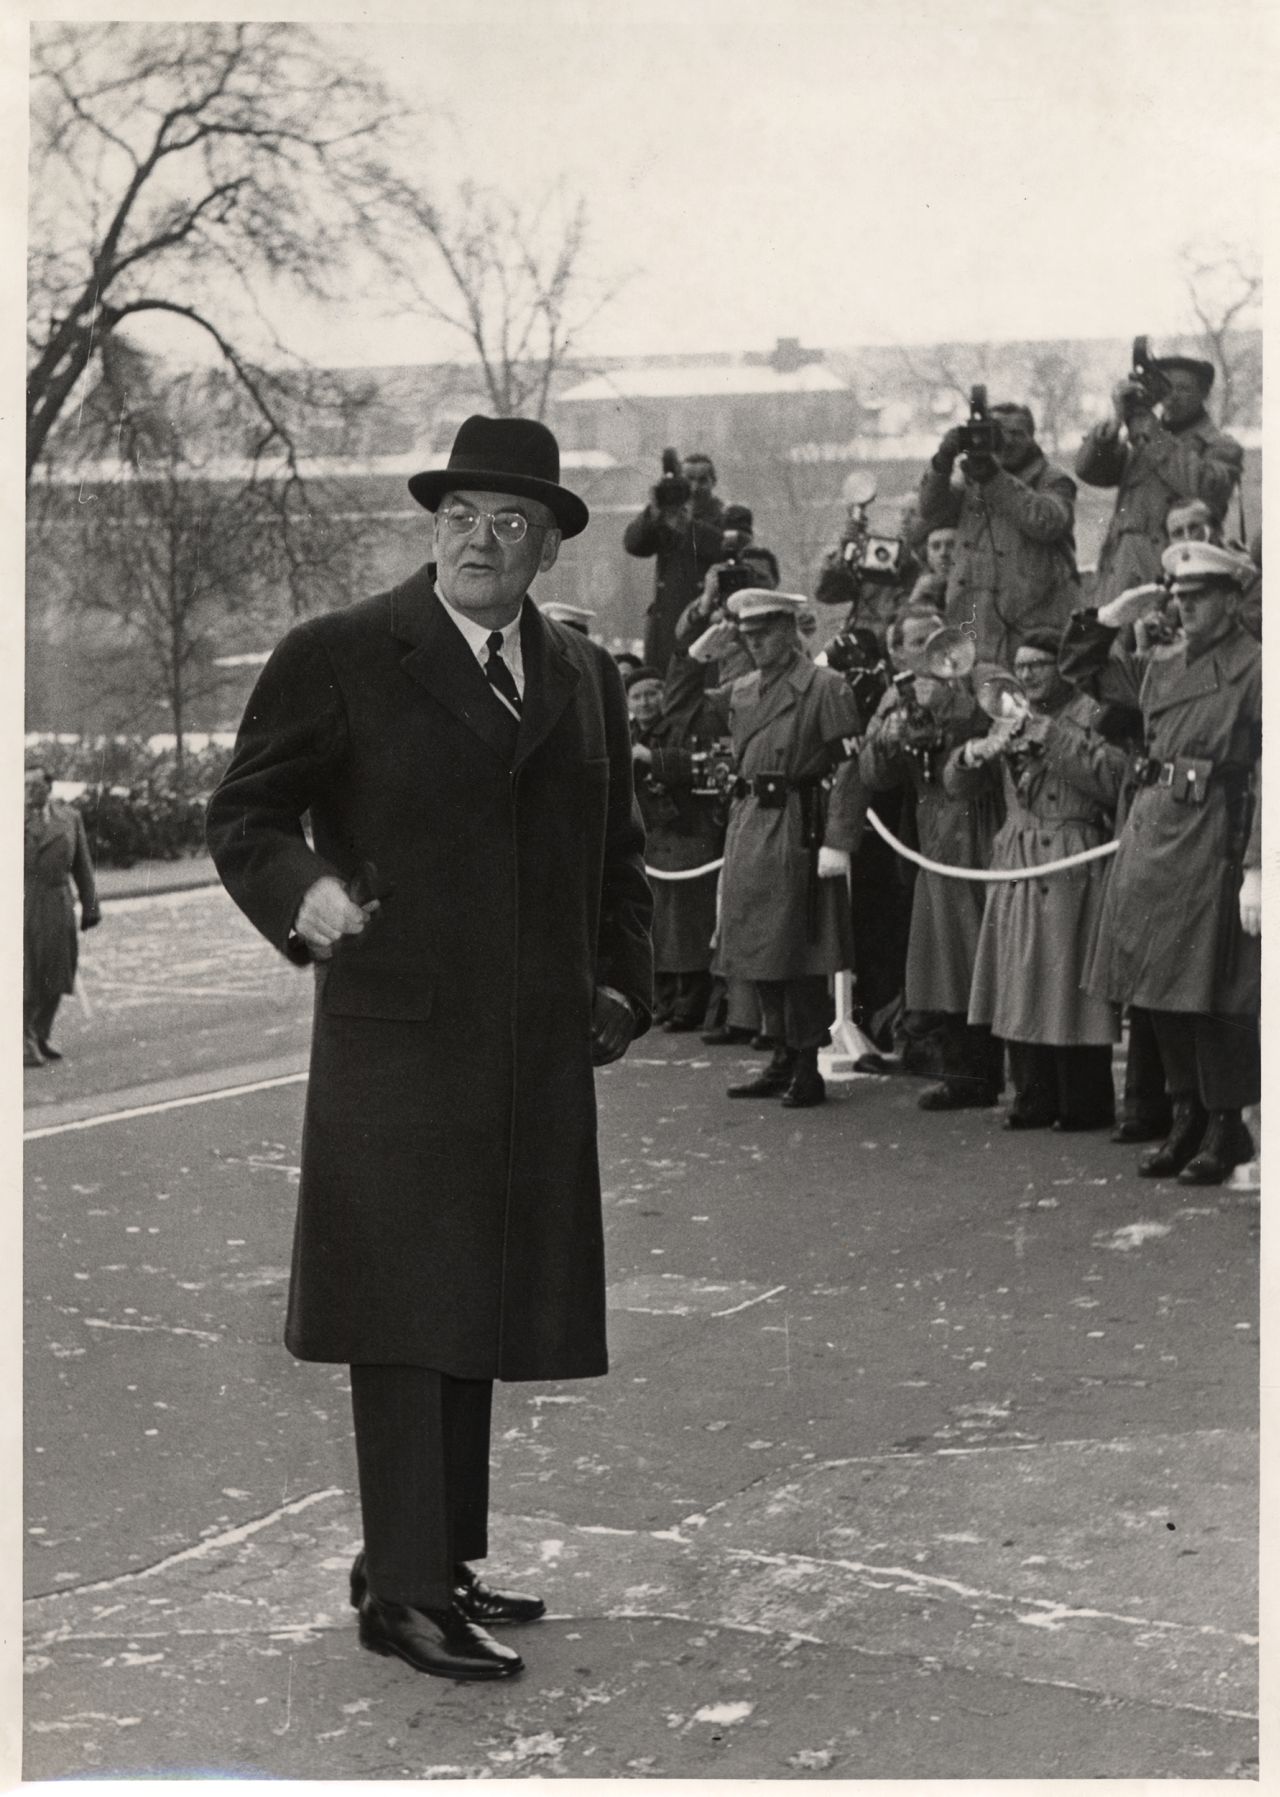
[689,739,738,798]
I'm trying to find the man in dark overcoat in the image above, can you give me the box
[1059,540,1260,1185]
[623,451,726,674]
[207,416,653,1682]
[24,763,101,1066]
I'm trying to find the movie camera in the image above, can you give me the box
[955,384,1005,458]
[653,445,691,511]
[1126,336,1172,413]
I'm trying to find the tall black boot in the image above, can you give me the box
[1138,1097,1208,1178]
[728,1046,796,1098]
[1177,1110,1254,1186]
[781,1046,825,1108]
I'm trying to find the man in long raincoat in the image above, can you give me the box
[707,589,864,1109]
[208,416,652,1682]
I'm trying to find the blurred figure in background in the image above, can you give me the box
[24,762,101,1067]
[624,451,726,675]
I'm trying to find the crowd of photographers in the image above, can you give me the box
[618,343,1261,1187]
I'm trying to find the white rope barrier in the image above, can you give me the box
[645,858,725,882]
[866,809,1119,883]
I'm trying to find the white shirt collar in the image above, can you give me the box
[433,583,525,704]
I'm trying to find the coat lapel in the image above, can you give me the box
[514,602,581,768]
[733,655,810,751]
[390,566,521,762]
[1143,628,1257,718]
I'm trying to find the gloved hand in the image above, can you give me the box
[1097,583,1166,632]
[934,426,967,468]
[591,985,636,1065]
[961,452,998,484]
[1239,866,1261,937]
[816,847,851,879]
[80,907,102,932]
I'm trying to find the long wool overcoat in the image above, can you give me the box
[1060,611,1261,1014]
[859,685,1002,1014]
[706,652,864,981]
[949,692,1126,1045]
[206,569,653,1380]
[635,657,727,973]
[24,802,98,1005]
[1075,413,1244,607]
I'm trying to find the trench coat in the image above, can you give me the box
[947,693,1125,1045]
[918,451,1079,664]
[24,801,99,1005]
[1059,610,1261,1014]
[623,502,726,673]
[206,568,653,1379]
[705,651,863,981]
[635,656,727,972]
[859,686,1001,1013]
[1075,412,1244,607]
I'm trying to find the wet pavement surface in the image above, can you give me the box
[22,891,1260,1779]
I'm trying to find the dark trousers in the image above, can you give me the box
[1006,1041,1116,1126]
[1148,1011,1261,1111]
[1121,1007,1171,1129]
[654,969,713,1025]
[938,1013,1003,1098]
[756,976,834,1051]
[24,992,61,1055]
[350,1365,493,1609]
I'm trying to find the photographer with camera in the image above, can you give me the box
[628,658,729,1033]
[700,590,864,1109]
[623,449,727,675]
[814,475,918,644]
[859,611,1005,1110]
[671,504,781,677]
[919,395,1079,667]
[1076,347,1243,609]
[945,633,1128,1132]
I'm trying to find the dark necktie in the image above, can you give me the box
[484,631,522,715]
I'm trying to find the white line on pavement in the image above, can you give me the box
[23,1071,309,1141]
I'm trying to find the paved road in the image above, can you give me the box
[22,892,1260,1779]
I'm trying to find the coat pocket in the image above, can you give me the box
[318,953,434,1020]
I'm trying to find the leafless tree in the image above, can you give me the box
[1179,239,1263,428]
[410,182,620,418]
[1027,350,1083,452]
[27,21,426,481]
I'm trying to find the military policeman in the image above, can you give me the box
[1060,540,1261,1184]
[706,590,864,1108]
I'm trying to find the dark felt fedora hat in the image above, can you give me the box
[408,414,590,538]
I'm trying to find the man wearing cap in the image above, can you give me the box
[918,402,1079,666]
[540,601,596,635]
[207,416,652,1682]
[1059,540,1261,1185]
[623,451,726,675]
[702,589,864,1107]
[1076,355,1243,609]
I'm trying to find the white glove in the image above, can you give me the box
[817,847,851,879]
[1239,866,1261,937]
[1096,583,1166,631]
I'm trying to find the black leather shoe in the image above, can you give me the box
[751,1032,772,1051]
[1177,1111,1254,1186]
[357,1592,523,1680]
[664,1016,701,1033]
[1138,1098,1208,1178]
[454,1561,547,1624]
[700,1025,754,1046]
[350,1552,547,1626]
[1111,1115,1172,1144]
[37,1039,63,1061]
[780,1070,825,1108]
[1053,1115,1115,1133]
[728,1050,795,1098]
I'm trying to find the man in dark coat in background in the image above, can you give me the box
[24,763,100,1066]
[623,450,726,673]
[208,417,653,1683]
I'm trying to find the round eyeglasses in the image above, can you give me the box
[439,504,533,545]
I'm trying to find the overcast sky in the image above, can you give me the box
[271,0,1275,368]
